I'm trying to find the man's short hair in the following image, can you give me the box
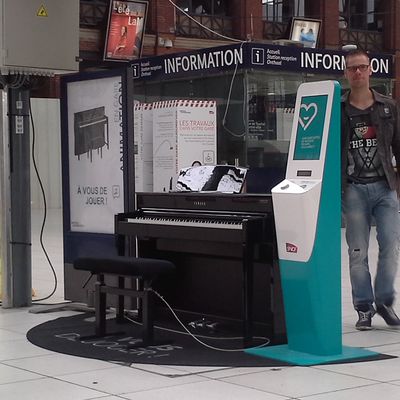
[345,49,370,65]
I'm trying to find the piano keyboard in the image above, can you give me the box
[126,216,243,230]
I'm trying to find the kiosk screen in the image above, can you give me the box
[293,95,328,160]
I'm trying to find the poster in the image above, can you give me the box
[67,76,124,233]
[152,100,217,192]
[290,18,321,49]
[134,102,153,192]
[104,0,148,62]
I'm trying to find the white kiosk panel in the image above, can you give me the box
[272,81,336,262]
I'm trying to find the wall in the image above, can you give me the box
[30,98,62,210]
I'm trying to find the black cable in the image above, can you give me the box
[29,97,59,302]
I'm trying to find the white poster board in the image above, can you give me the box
[152,100,217,192]
[67,76,124,233]
[134,102,153,192]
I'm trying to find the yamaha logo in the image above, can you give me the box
[286,243,298,253]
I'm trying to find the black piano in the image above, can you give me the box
[74,107,109,162]
[115,192,286,345]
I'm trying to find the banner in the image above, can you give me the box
[67,76,124,233]
[130,42,393,80]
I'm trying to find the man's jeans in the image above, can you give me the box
[343,180,400,310]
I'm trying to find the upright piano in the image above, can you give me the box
[115,192,285,345]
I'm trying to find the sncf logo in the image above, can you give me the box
[286,243,298,253]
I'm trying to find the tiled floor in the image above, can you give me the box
[1,208,400,399]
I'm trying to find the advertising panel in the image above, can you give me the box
[67,75,124,233]
[104,0,148,62]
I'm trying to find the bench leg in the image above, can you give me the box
[95,275,107,337]
[117,276,125,323]
[142,281,154,344]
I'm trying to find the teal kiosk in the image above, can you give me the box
[246,81,378,365]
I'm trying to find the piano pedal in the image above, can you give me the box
[124,309,140,321]
[188,318,219,333]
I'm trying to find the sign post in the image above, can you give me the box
[246,81,378,365]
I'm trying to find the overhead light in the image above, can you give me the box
[158,37,173,49]
[342,44,357,51]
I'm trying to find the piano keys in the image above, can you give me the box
[115,192,286,345]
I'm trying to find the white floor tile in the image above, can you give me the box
[220,367,377,398]
[4,353,120,376]
[0,338,52,361]
[122,379,289,400]
[315,356,400,382]
[0,364,42,384]
[89,397,129,400]
[130,362,220,376]
[199,366,289,379]
[342,329,400,348]
[56,365,208,396]
[297,382,400,399]
[0,377,105,400]
[0,328,26,342]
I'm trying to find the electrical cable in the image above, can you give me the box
[29,97,59,302]
[167,0,244,43]
[221,41,247,138]
[0,73,28,90]
[124,313,268,342]
[167,2,249,139]
[138,288,271,352]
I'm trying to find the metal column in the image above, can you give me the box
[3,88,32,307]
[0,90,10,306]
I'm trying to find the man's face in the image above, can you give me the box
[344,54,371,88]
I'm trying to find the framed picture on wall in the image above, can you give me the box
[104,0,148,62]
[290,18,321,49]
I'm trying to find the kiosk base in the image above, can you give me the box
[245,345,378,366]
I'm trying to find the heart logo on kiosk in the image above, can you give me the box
[299,103,318,131]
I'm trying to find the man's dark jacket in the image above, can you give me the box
[341,88,400,194]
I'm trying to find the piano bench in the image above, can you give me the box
[73,256,175,346]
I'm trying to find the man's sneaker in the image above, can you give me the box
[355,310,374,330]
[376,305,400,327]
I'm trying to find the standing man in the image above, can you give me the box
[342,49,400,330]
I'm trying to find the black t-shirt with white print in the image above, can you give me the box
[346,103,385,183]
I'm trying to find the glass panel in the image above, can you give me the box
[134,70,247,166]
[245,70,303,192]
[133,67,393,194]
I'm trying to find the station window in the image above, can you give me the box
[262,0,304,23]
[176,0,227,16]
[339,0,383,31]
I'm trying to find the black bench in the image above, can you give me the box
[73,256,175,346]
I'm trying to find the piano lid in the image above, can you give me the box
[135,192,272,213]
[175,165,247,193]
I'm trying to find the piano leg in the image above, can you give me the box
[242,241,254,347]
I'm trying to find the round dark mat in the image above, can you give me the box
[27,312,288,367]
[27,313,394,368]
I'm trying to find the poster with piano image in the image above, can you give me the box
[67,75,124,234]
